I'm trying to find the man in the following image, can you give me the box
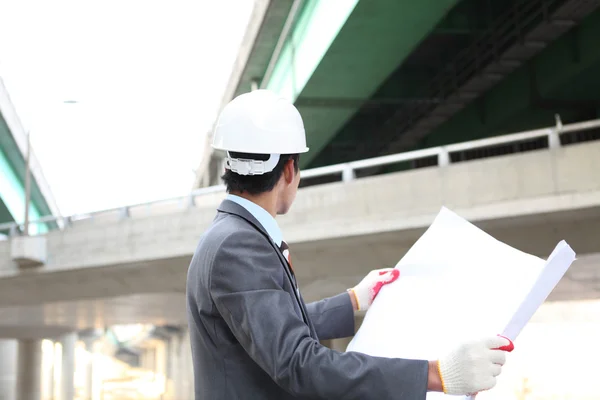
[186,90,513,399]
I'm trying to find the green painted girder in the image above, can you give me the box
[419,8,600,148]
[0,114,49,233]
[0,198,12,227]
[301,68,438,167]
[265,0,464,169]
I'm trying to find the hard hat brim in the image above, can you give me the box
[212,144,310,154]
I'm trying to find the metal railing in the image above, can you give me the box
[1,116,599,238]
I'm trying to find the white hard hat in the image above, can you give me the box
[212,90,309,175]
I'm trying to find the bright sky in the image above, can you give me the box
[0,0,254,215]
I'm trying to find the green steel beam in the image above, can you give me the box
[265,0,360,99]
[433,0,490,34]
[0,198,12,225]
[300,69,437,167]
[419,8,600,148]
[298,0,462,168]
[263,0,463,168]
[0,146,43,229]
[0,113,50,233]
[0,129,51,216]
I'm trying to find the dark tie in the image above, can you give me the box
[280,240,301,295]
[280,240,294,274]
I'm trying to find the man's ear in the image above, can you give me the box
[282,158,296,184]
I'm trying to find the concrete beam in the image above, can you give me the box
[0,293,185,339]
[0,141,598,310]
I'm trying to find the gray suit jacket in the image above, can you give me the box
[186,200,428,399]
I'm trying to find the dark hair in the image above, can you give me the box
[222,152,300,195]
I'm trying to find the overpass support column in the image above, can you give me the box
[59,333,76,400]
[42,341,56,400]
[0,339,17,400]
[166,334,181,400]
[81,338,95,400]
[180,330,193,400]
[155,341,167,397]
[140,348,155,371]
[16,339,42,400]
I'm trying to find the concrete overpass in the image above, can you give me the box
[1,119,599,337]
[194,0,600,188]
[1,117,599,399]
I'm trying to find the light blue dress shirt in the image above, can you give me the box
[226,194,283,247]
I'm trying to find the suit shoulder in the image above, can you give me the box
[205,214,285,287]
[193,213,275,269]
[200,213,266,250]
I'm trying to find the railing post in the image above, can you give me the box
[342,165,355,182]
[548,128,561,149]
[438,147,450,167]
[549,114,562,150]
[119,207,130,220]
[187,194,195,209]
[9,224,19,238]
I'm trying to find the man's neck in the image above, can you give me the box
[230,191,278,218]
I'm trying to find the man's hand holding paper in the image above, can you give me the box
[348,268,400,311]
[346,207,575,399]
[435,335,514,395]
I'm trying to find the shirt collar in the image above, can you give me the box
[225,194,283,247]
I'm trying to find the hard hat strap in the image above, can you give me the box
[225,153,280,176]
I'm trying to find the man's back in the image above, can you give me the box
[186,204,303,399]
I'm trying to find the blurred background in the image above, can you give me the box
[0,0,599,399]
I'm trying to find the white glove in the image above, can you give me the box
[438,335,514,395]
[348,268,399,311]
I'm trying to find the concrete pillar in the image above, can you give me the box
[59,333,76,400]
[16,339,43,400]
[166,334,182,400]
[140,348,155,371]
[155,341,167,397]
[0,339,17,400]
[40,340,55,400]
[81,339,95,400]
[148,348,156,371]
[180,331,193,400]
[140,349,148,370]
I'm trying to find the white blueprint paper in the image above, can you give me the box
[346,207,576,400]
